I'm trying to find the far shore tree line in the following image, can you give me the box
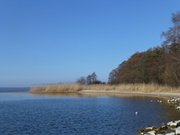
[77,72,105,85]
[108,12,180,87]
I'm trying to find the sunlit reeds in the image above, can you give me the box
[31,83,180,94]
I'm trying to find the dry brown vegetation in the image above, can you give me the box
[109,13,180,86]
[30,84,82,93]
[30,83,180,94]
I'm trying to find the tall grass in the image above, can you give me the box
[112,83,180,93]
[30,83,180,94]
[31,84,82,93]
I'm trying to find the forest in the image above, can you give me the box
[108,12,180,87]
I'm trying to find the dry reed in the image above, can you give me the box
[30,83,180,94]
[31,84,82,93]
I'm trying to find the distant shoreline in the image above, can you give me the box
[30,83,180,98]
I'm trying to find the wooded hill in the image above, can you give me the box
[108,12,180,86]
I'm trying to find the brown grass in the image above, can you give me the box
[30,84,82,93]
[30,83,180,94]
[111,83,180,93]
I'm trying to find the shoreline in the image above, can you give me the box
[79,90,180,98]
[30,89,180,100]
[30,83,180,98]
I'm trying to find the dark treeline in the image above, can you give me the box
[109,12,180,86]
[77,72,105,85]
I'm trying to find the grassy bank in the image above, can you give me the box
[30,83,180,94]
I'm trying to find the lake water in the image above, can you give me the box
[0,89,180,135]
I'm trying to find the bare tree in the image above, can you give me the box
[162,12,180,86]
[86,72,98,84]
[108,69,119,84]
[86,75,92,84]
[77,77,86,84]
[78,73,101,85]
[91,72,97,83]
[162,12,180,45]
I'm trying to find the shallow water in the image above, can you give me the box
[0,92,179,135]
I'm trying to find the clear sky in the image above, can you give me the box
[0,0,180,87]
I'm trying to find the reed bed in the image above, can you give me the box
[30,83,180,94]
[31,84,82,93]
[112,83,180,93]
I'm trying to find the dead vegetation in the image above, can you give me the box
[30,83,180,94]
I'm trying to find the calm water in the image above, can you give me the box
[0,90,180,135]
[0,87,30,92]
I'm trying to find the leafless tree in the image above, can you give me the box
[77,77,86,84]
[162,12,180,45]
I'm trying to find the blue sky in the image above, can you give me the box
[0,0,180,87]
